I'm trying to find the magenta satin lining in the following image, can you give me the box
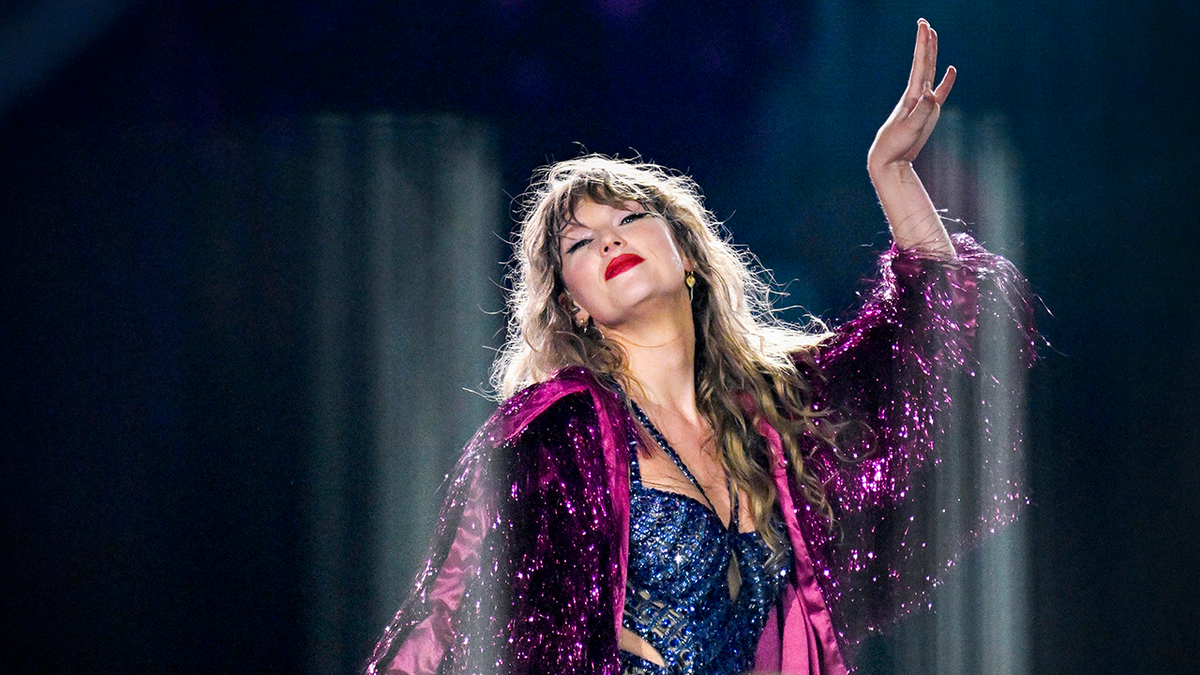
[591,386,632,636]
[388,471,489,674]
[387,380,606,675]
[758,418,848,675]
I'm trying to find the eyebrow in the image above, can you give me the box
[557,220,590,237]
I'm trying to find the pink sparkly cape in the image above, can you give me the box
[365,233,1038,674]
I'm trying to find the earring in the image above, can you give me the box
[560,291,580,315]
[685,271,696,302]
[568,303,586,331]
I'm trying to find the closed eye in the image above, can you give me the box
[564,237,591,254]
[621,212,654,225]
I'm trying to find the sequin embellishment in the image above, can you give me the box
[621,404,791,674]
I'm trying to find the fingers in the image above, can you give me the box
[912,67,953,120]
[924,22,957,105]
[906,21,928,99]
[874,19,954,166]
[925,20,938,91]
[933,65,956,104]
[913,19,955,106]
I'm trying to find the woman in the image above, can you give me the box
[366,19,1036,675]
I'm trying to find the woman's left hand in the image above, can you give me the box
[868,18,956,172]
[867,18,956,255]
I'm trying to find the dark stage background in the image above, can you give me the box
[3,1,1198,673]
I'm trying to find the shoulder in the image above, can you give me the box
[482,368,631,505]
[486,367,627,447]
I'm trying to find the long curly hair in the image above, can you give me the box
[492,154,836,546]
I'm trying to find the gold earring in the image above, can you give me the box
[685,271,695,302]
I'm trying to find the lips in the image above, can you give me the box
[604,253,645,281]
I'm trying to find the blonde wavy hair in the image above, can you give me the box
[491,154,837,544]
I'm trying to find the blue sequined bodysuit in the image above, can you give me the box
[621,405,792,675]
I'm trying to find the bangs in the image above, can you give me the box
[549,170,659,235]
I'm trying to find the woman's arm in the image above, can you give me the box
[365,378,629,675]
[801,235,1040,653]
[868,19,956,256]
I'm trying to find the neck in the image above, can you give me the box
[603,298,700,422]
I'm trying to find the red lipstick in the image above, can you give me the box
[604,253,644,280]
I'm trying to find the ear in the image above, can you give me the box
[559,291,590,326]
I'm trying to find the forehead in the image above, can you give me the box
[566,199,641,227]
[556,195,645,234]
[557,177,645,221]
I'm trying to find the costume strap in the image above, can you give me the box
[630,401,738,531]
[627,429,645,485]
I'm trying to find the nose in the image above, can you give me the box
[598,228,623,254]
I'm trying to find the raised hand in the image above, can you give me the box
[867,19,956,255]
[869,19,956,171]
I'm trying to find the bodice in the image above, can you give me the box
[621,433,791,675]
